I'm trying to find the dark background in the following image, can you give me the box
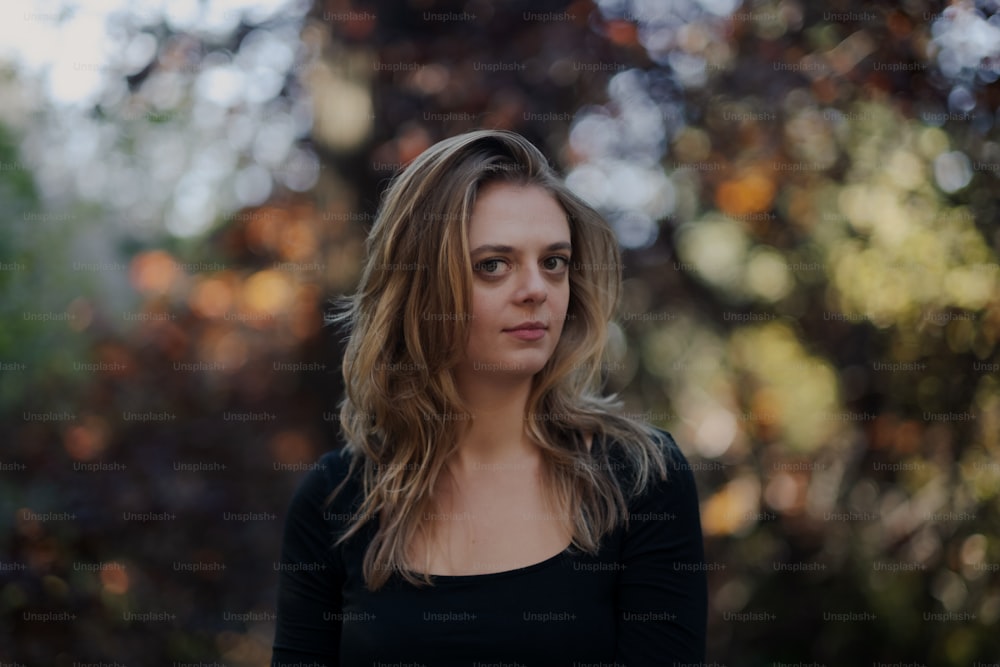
[2,0,999,664]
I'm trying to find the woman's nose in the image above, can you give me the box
[515,262,548,303]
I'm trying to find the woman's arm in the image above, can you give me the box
[272,456,346,667]
[614,433,708,665]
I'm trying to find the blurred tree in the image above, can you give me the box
[2,0,999,665]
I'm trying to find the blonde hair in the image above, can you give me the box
[327,129,671,590]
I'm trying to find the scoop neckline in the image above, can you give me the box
[410,545,572,582]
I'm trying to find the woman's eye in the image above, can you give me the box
[544,256,571,271]
[474,258,510,274]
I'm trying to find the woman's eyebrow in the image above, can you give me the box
[470,241,572,255]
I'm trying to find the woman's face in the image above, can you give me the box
[454,181,572,384]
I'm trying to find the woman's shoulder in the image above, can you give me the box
[286,447,366,522]
[600,426,697,502]
[597,427,703,547]
[601,425,687,469]
[301,446,362,488]
[316,446,361,478]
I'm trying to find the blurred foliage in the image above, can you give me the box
[2,0,1000,665]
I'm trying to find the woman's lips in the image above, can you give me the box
[504,328,546,341]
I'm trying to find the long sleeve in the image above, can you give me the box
[614,433,708,665]
[272,454,348,667]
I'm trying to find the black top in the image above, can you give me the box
[271,431,707,666]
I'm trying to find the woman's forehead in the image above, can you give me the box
[467,183,570,244]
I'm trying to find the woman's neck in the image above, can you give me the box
[448,373,538,471]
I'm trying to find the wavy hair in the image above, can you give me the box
[327,129,672,590]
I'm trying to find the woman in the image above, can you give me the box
[271,129,707,666]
